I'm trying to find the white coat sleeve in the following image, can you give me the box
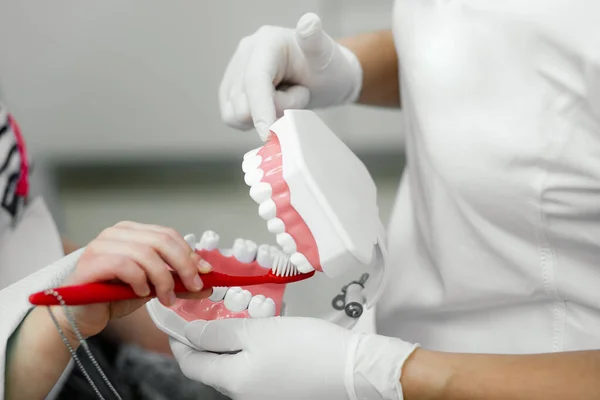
[0,248,84,400]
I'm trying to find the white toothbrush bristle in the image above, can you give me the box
[271,252,300,277]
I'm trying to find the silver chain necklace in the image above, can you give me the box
[44,289,123,400]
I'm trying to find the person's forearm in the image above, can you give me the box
[401,348,600,399]
[5,306,79,400]
[339,30,400,107]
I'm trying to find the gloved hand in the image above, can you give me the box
[170,317,418,400]
[220,12,363,141]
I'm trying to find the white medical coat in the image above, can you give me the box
[3,0,600,397]
[0,103,72,400]
[377,0,600,353]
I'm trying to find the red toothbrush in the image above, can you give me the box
[29,249,314,306]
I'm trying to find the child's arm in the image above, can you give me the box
[3,222,211,400]
[5,306,80,400]
[1,248,82,400]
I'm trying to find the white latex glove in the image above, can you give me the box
[220,12,363,141]
[170,317,418,400]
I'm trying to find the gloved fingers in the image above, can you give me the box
[169,337,193,360]
[295,13,336,70]
[221,99,254,131]
[184,318,249,352]
[274,85,310,117]
[244,43,285,141]
[220,37,254,131]
[227,92,254,131]
[170,338,236,389]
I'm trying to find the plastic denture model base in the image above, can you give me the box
[148,110,389,345]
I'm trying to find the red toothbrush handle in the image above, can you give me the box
[28,271,228,306]
[29,271,188,306]
[29,270,313,306]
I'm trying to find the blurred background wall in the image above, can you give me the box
[0,0,405,318]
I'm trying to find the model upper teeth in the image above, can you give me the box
[290,252,314,273]
[243,148,260,160]
[276,232,296,254]
[197,230,219,251]
[243,154,313,271]
[233,238,258,263]
[256,244,274,268]
[244,168,264,186]
[242,155,262,173]
[258,199,277,220]
[247,294,276,318]
[267,218,285,234]
[249,182,272,203]
[209,286,228,302]
[223,287,252,312]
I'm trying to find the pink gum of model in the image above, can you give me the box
[170,247,288,320]
[147,110,387,341]
[169,133,320,321]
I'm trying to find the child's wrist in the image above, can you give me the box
[48,306,85,348]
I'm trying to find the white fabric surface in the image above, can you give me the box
[0,197,65,288]
[0,197,82,400]
[0,248,83,400]
[378,0,600,353]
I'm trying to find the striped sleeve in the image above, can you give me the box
[0,102,76,399]
[0,104,26,232]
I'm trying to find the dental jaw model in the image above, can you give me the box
[173,232,287,319]
[147,110,389,345]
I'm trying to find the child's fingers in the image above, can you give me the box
[73,251,151,298]
[98,226,204,294]
[111,260,153,298]
[86,239,177,306]
[111,221,194,251]
[119,242,181,306]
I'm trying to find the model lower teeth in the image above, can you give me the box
[248,294,276,318]
[276,232,297,254]
[209,286,228,302]
[183,233,196,249]
[173,232,289,320]
[256,244,275,268]
[233,239,258,264]
[223,287,252,312]
[198,230,219,250]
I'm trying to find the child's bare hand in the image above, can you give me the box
[55,221,212,340]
